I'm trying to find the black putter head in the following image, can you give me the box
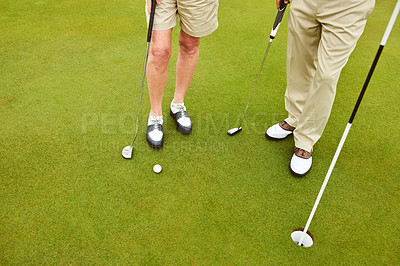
[227,127,242,136]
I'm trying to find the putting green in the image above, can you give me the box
[1,0,399,264]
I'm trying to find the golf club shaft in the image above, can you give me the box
[237,3,287,128]
[131,43,150,146]
[130,0,157,146]
[298,0,400,246]
[238,40,272,127]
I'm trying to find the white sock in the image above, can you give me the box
[148,115,163,126]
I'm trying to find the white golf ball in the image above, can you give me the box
[153,164,162,174]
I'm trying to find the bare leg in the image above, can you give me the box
[173,30,200,104]
[147,29,173,116]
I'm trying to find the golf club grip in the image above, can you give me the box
[147,0,157,42]
[270,2,287,39]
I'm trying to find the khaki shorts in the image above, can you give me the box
[145,0,219,37]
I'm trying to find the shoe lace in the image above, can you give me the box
[280,121,295,131]
[175,105,189,118]
[176,104,185,112]
[295,147,312,158]
[150,116,163,130]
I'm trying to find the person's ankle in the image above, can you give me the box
[172,98,184,105]
[150,107,162,116]
[150,112,162,117]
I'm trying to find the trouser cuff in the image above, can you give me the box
[285,117,297,128]
[294,138,313,153]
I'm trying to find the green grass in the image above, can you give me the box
[1,0,399,264]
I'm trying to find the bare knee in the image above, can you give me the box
[149,45,171,68]
[179,37,200,56]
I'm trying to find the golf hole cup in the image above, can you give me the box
[291,229,314,247]
[153,164,162,174]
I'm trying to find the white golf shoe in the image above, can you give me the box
[289,147,312,176]
[266,121,295,140]
[146,115,164,149]
[170,100,192,134]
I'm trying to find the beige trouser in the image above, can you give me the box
[284,0,375,152]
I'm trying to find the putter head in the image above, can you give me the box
[291,229,314,247]
[122,145,133,159]
[227,127,242,136]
